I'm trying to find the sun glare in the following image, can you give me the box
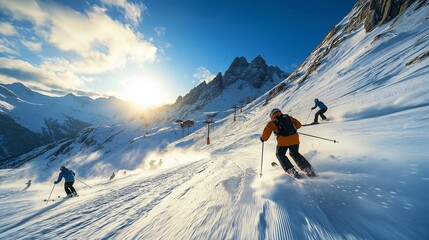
[121,79,165,107]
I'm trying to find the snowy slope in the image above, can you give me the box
[1,1,429,239]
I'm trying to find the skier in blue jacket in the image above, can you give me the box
[54,166,78,197]
[311,98,328,124]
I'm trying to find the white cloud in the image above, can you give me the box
[21,40,42,52]
[101,0,146,25]
[0,57,86,91]
[0,1,157,75]
[0,0,47,25]
[193,67,216,83]
[154,26,166,37]
[0,0,159,98]
[0,44,15,54]
[0,22,18,35]
[0,39,17,54]
[48,6,157,73]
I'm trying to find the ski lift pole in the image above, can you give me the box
[204,119,214,145]
[305,109,312,124]
[76,178,92,188]
[298,132,339,143]
[260,141,264,177]
[46,184,55,205]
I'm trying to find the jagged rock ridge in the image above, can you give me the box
[171,55,288,118]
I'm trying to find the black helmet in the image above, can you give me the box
[270,108,282,118]
[60,166,65,171]
[314,98,319,102]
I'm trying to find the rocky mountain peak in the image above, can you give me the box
[223,55,287,88]
[171,56,288,119]
[208,72,224,88]
[229,56,249,69]
[250,55,266,66]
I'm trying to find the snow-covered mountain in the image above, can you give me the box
[1,0,428,239]
[0,82,133,160]
[167,55,288,121]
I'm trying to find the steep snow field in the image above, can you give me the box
[1,2,429,240]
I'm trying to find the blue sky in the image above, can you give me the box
[0,0,356,106]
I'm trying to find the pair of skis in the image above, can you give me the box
[302,122,320,127]
[44,195,62,202]
[271,162,316,179]
[44,195,78,202]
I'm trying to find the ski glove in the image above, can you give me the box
[260,136,265,142]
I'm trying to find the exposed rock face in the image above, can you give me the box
[360,0,427,32]
[405,50,429,66]
[207,73,224,94]
[264,82,287,105]
[223,57,249,86]
[245,56,272,88]
[221,55,286,89]
[364,9,379,31]
[177,81,208,107]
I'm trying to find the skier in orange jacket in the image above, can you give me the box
[260,108,315,178]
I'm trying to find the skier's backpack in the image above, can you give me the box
[273,114,297,136]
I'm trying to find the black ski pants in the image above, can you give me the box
[276,144,311,172]
[64,181,77,195]
[314,107,328,123]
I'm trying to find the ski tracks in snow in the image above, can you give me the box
[0,160,211,239]
[254,169,366,240]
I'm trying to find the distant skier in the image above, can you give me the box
[22,180,31,191]
[54,166,78,198]
[311,98,328,124]
[260,108,315,178]
[109,172,115,181]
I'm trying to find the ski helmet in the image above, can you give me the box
[270,108,282,118]
[60,166,65,171]
[314,98,318,102]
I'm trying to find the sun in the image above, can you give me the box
[121,79,164,107]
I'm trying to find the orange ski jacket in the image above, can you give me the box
[261,111,301,146]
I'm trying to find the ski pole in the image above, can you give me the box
[305,109,312,124]
[75,178,91,188]
[260,141,264,177]
[298,132,339,143]
[46,184,55,205]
